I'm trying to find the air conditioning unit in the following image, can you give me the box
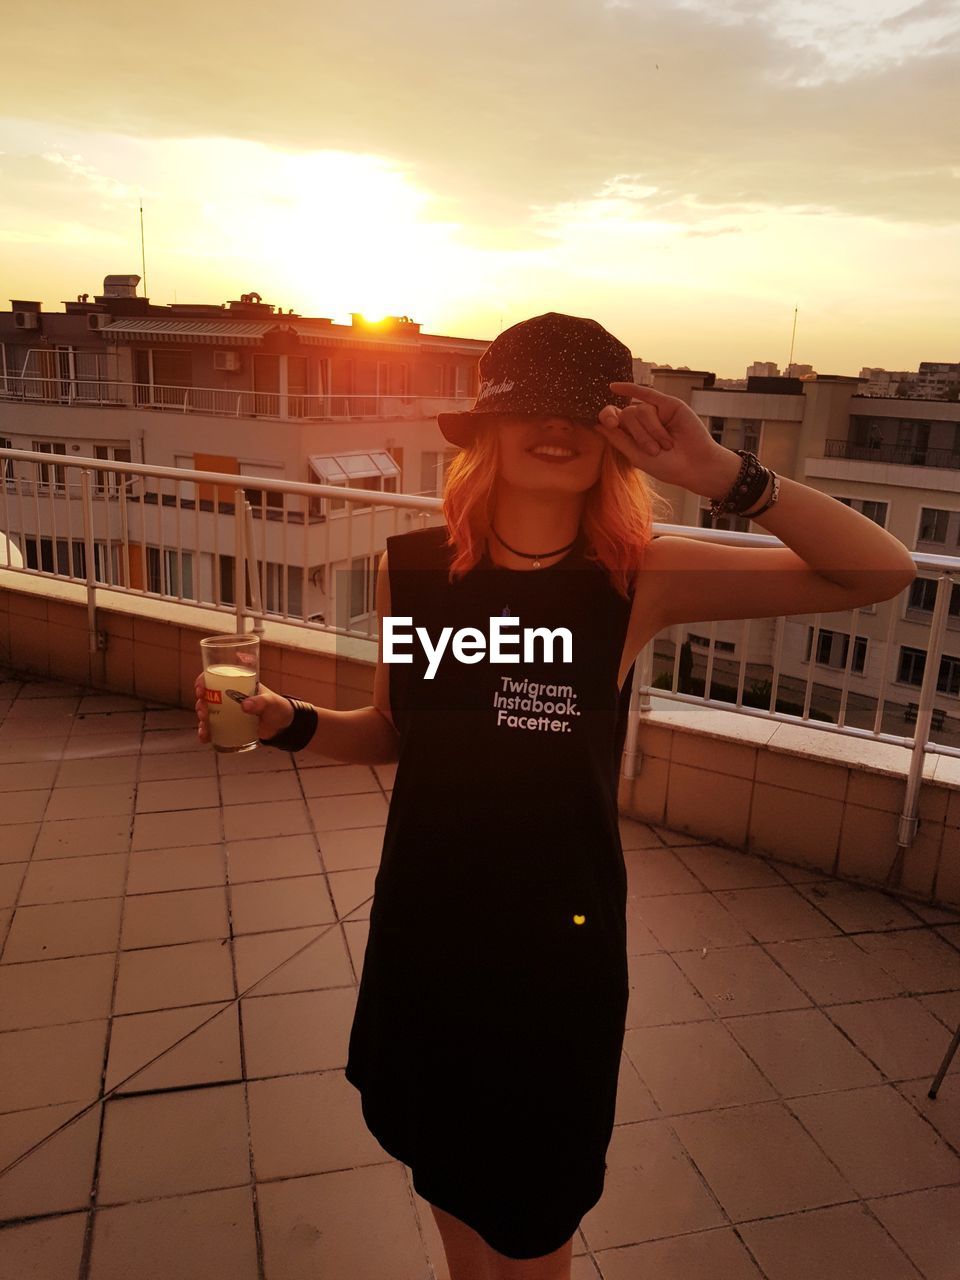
[214,350,242,372]
[87,312,110,330]
[14,311,39,329]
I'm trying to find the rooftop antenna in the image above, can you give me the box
[139,198,147,299]
[786,305,798,373]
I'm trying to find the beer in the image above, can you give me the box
[200,633,260,753]
[203,664,258,752]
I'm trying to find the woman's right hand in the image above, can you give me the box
[194,673,295,745]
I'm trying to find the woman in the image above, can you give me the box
[196,312,915,1280]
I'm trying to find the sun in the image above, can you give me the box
[254,149,454,322]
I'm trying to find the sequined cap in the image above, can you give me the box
[436,311,635,447]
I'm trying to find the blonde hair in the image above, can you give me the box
[441,423,672,598]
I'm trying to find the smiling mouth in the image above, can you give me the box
[527,444,580,460]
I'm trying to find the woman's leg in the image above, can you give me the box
[481,1230,574,1280]
[430,1202,493,1280]
[429,1202,574,1280]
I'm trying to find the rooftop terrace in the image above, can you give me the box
[0,665,958,1279]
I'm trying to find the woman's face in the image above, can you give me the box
[494,415,607,494]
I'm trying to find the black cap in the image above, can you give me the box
[437,311,635,447]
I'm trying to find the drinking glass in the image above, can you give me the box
[199,633,260,753]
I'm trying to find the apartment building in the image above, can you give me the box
[916,361,960,400]
[858,367,916,398]
[1,275,479,628]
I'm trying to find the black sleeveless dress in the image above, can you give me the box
[344,523,637,1261]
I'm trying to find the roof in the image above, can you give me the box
[97,317,425,351]
[308,451,401,484]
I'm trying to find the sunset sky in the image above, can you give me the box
[2,0,958,378]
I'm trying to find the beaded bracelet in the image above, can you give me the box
[259,697,319,752]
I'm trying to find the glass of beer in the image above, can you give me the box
[199,633,260,753]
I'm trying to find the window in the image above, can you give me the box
[144,349,193,408]
[836,497,888,527]
[218,554,254,608]
[349,554,379,622]
[0,437,12,483]
[24,535,85,577]
[376,361,411,398]
[908,577,960,616]
[167,549,194,598]
[172,454,199,503]
[709,417,725,445]
[688,633,736,653]
[804,627,866,673]
[898,645,960,695]
[151,349,193,387]
[145,547,194,596]
[918,508,949,543]
[263,562,303,617]
[742,419,761,453]
[93,445,133,496]
[240,461,284,511]
[93,542,123,586]
[31,441,67,491]
[860,500,888,526]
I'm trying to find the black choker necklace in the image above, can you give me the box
[490,524,578,569]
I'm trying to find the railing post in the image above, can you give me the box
[243,499,265,635]
[621,638,655,781]
[887,571,955,887]
[234,487,245,634]
[79,469,99,657]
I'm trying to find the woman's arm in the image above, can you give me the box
[644,457,916,630]
[600,384,917,631]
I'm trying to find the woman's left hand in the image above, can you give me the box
[596,382,732,495]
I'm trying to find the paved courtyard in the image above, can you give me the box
[0,665,958,1279]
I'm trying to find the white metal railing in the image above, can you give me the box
[0,373,472,422]
[1,447,958,870]
[0,447,444,645]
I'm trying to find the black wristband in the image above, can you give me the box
[259,697,319,752]
[709,450,769,518]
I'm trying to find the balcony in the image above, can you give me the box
[1,453,959,1275]
[825,440,960,472]
[0,374,472,424]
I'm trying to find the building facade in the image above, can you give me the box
[1,276,481,628]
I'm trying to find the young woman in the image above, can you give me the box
[196,313,915,1280]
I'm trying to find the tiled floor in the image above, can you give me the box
[1,666,959,1279]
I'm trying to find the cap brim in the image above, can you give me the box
[436,411,502,448]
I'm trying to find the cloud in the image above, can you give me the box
[41,151,138,202]
[878,0,960,32]
[0,0,957,241]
